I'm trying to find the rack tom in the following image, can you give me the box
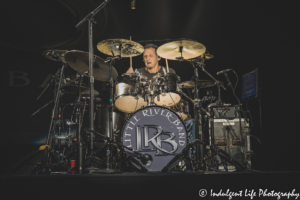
[154,73,181,106]
[114,73,147,113]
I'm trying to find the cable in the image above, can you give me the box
[232,70,239,91]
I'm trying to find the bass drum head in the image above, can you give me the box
[122,106,188,172]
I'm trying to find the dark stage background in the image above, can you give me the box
[1,0,299,174]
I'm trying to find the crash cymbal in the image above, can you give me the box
[97,39,144,57]
[42,50,68,62]
[64,50,118,81]
[157,39,206,60]
[179,80,215,89]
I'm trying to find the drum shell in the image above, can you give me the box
[170,99,189,121]
[115,75,135,97]
[95,103,127,140]
[154,73,181,106]
[114,74,147,113]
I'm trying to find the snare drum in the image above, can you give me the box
[170,99,189,121]
[114,73,147,113]
[153,73,181,107]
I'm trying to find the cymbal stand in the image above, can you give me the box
[74,74,84,173]
[46,54,66,148]
[38,53,66,173]
[191,59,203,166]
[75,0,111,161]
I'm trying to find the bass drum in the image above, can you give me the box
[122,106,187,172]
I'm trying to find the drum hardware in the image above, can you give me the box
[30,100,53,117]
[87,129,148,173]
[179,80,216,89]
[35,51,68,174]
[42,49,68,63]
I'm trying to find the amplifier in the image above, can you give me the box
[208,105,240,119]
[208,118,251,171]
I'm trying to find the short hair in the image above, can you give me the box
[144,44,158,54]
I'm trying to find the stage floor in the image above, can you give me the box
[1,171,300,199]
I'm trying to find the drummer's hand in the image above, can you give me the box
[126,67,134,73]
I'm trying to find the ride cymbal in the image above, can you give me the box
[64,50,118,81]
[179,80,215,89]
[97,39,144,57]
[157,40,206,60]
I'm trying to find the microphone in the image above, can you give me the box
[131,0,136,9]
[216,69,232,75]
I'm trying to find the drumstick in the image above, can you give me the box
[165,58,170,73]
[130,36,133,70]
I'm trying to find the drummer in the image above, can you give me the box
[126,44,176,79]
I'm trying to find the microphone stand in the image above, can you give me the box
[75,0,111,170]
[95,56,119,173]
[223,72,248,169]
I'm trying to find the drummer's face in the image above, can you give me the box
[143,48,160,69]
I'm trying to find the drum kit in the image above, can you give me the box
[34,1,247,174]
[35,37,249,174]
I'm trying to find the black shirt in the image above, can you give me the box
[137,66,176,80]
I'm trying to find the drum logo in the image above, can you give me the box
[135,125,178,155]
[123,107,187,156]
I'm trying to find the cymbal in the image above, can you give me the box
[200,53,214,60]
[42,50,68,62]
[157,40,206,60]
[97,39,144,57]
[64,50,118,81]
[179,80,215,89]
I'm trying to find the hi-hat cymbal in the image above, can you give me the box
[157,40,206,60]
[64,50,118,81]
[42,50,68,62]
[97,39,144,57]
[179,80,215,89]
